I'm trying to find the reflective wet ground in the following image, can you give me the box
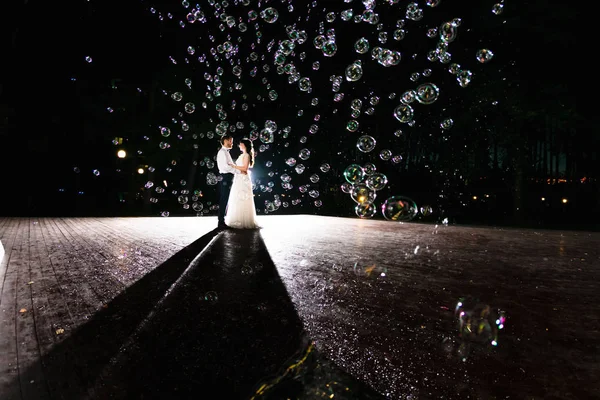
[0,216,598,399]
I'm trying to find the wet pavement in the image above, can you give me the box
[0,216,599,399]
[258,216,600,399]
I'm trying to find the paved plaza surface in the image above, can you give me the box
[0,216,598,399]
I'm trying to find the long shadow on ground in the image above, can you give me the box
[3,229,384,400]
[1,228,222,400]
[90,229,383,399]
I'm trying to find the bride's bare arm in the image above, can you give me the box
[230,154,250,173]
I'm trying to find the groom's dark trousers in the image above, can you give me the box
[218,173,234,226]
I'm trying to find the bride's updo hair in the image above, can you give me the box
[240,138,255,167]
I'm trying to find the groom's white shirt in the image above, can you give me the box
[217,146,238,174]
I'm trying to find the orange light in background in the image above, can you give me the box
[541,197,545,201]
[117,149,126,158]
[562,198,568,204]
[137,168,145,174]
[472,196,477,200]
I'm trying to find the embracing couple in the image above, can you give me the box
[216,135,260,230]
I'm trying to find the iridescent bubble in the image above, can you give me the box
[313,35,327,49]
[355,201,377,218]
[420,205,433,216]
[448,63,461,74]
[439,22,457,42]
[440,118,454,129]
[171,92,183,101]
[320,163,331,173]
[184,102,196,113]
[393,29,406,41]
[203,291,218,303]
[379,149,392,161]
[401,90,416,104]
[345,60,363,82]
[160,127,171,137]
[381,196,419,221]
[455,297,506,347]
[457,70,473,87]
[298,148,311,160]
[356,135,376,153]
[259,129,274,143]
[177,195,188,204]
[415,83,440,105]
[351,184,375,204]
[363,163,377,175]
[279,40,295,55]
[393,104,414,123]
[298,77,311,91]
[354,37,370,54]
[343,164,365,184]
[492,3,504,15]
[366,173,388,191]
[346,120,359,132]
[351,99,363,110]
[260,7,279,23]
[265,120,277,132]
[476,49,494,63]
[340,9,353,21]
[322,41,337,57]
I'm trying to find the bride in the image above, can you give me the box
[225,138,260,229]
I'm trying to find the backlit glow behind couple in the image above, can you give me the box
[216,135,260,230]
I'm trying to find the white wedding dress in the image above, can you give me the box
[225,154,260,229]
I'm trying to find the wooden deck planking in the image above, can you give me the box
[28,218,73,399]
[51,218,124,303]
[0,216,214,400]
[15,220,51,399]
[0,216,598,399]
[41,219,99,323]
[69,217,179,287]
[0,219,24,399]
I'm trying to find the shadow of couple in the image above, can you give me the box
[2,228,382,400]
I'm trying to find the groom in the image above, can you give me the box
[216,135,245,229]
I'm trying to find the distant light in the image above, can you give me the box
[562,198,568,204]
[541,197,545,201]
[472,195,477,200]
[137,168,145,174]
[117,149,126,158]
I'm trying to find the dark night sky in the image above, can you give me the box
[1,0,580,217]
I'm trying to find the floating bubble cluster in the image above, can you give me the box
[94,0,504,219]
